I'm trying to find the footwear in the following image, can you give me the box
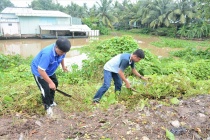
[46,107,53,117]
[93,100,100,105]
[50,101,57,107]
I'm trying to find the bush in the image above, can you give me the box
[170,47,210,62]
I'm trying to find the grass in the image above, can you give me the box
[0,32,209,116]
[151,37,210,48]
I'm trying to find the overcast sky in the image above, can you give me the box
[10,0,137,8]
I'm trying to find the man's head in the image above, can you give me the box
[55,38,71,55]
[131,49,145,62]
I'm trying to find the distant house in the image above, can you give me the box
[0,7,98,39]
[0,13,21,38]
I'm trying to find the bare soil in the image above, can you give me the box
[0,94,210,140]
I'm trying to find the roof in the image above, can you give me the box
[40,25,91,31]
[1,7,70,17]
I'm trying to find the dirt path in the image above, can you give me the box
[0,95,210,140]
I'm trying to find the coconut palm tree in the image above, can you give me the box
[89,4,98,18]
[128,1,146,28]
[194,0,210,20]
[168,0,197,25]
[141,0,173,28]
[112,0,131,29]
[66,2,85,18]
[0,0,14,12]
[31,0,57,10]
[95,0,118,28]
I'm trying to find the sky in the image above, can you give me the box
[10,0,137,8]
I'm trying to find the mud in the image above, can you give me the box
[0,94,209,140]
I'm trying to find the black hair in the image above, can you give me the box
[56,38,71,52]
[133,49,145,59]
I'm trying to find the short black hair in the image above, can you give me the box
[133,49,145,59]
[56,38,71,52]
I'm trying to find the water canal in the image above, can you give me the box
[0,35,181,69]
[0,35,177,58]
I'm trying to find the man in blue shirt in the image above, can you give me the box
[93,49,147,103]
[31,38,71,117]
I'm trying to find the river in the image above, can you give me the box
[0,35,179,68]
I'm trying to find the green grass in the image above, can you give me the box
[151,37,210,48]
[0,34,210,116]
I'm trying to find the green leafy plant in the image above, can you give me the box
[170,97,180,105]
[0,35,209,116]
[165,129,175,140]
[151,37,210,48]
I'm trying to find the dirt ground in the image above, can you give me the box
[0,94,210,140]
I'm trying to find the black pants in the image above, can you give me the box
[33,74,58,110]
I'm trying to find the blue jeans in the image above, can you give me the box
[93,70,122,102]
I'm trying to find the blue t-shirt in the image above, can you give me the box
[104,53,135,73]
[31,43,66,77]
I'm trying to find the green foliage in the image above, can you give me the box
[97,24,110,35]
[170,97,180,105]
[151,27,176,37]
[169,47,210,80]
[131,74,209,99]
[129,27,176,38]
[3,95,13,103]
[177,22,210,39]
[170,47,210,61]
[95,0,117,29]
[196,0,210,19]
[30,0,58,10]
[117,86,150,109]
[135,50,161,75]
[151,37,210,48]
[4,0,210,40]
[0,54,28,71]
[56,64,88,85]
[189,59,210,80]
[82,18,110,35]
[82,18,99,29]
[0,0,14,12]
[165,129,175,140]
[129,28,152,34]
[65,2,86,18]
[1,35,210,116]
[100,93,117,109]
[160,60,190,75]
[80,36,139,80]
[151,38,191,48]
[159,59,210,80]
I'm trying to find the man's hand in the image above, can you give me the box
[125,81,131,88]
[141,76,148,81]
[62,66,68,72]
[49,82,56,90]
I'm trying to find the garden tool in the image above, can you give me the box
[130,88,139,93]
[56,89,81,102]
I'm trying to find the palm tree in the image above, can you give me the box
[89,4,98,18]
[141,0,173,28]
[66,2,85,18]
[168,0,196,25]
[194,0,210,20]
[112,0,130,29]
[95,0,118,28]
[128,1,145,28]
[0,0,14,12]
[82,3,89,18]
[31,0,57,10]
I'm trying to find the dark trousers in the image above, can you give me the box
[93,70,122,102]
[33,74,58,110]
